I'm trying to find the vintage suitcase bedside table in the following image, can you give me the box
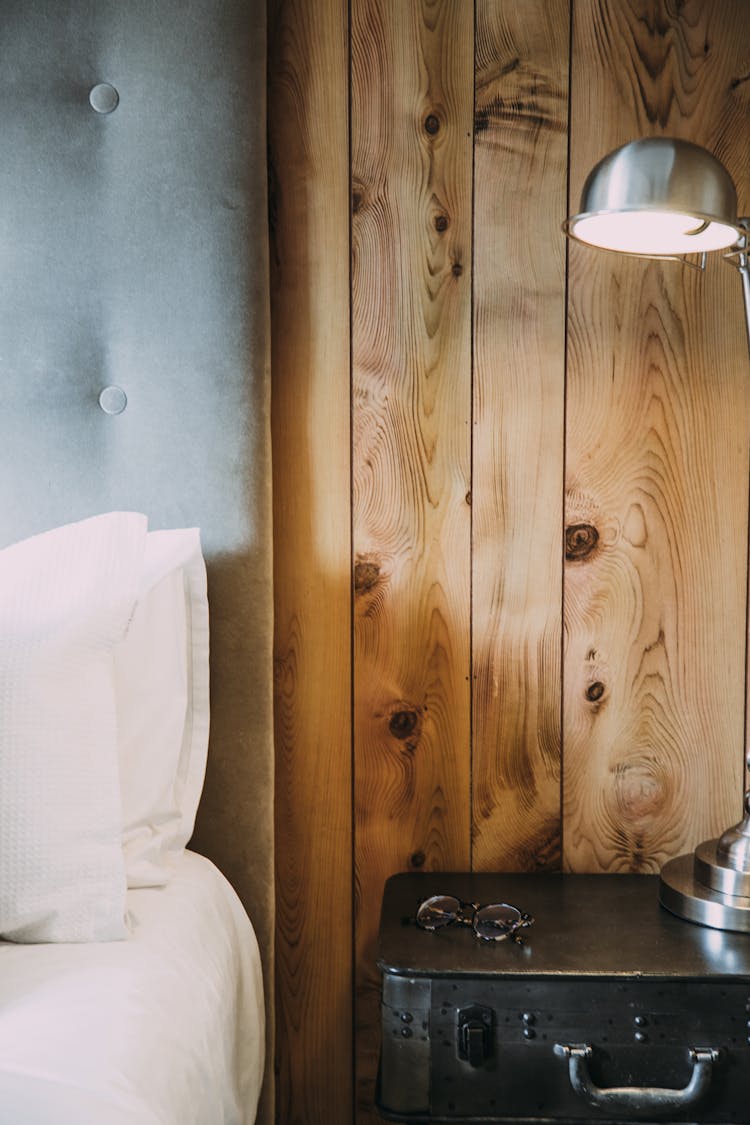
[376,872,750,1123]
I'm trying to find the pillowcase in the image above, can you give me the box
[0,512,147,942]
[114,528,209,887]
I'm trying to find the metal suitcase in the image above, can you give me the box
[376,872,750,1123]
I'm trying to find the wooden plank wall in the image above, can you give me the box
[269,1,750,1122]
[565,0,750,875]
[472,0,568,872]
[268,1,351,1121]
[351,1,473,1111]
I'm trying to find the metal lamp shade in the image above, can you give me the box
[565,137,742,256]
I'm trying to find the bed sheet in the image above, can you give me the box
[0,850,264,1125]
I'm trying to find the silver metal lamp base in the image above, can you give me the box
[659,849,750,933]
[660,779,750,932]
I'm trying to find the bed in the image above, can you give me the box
[0,513,267,1124]
[0,852,264,1125]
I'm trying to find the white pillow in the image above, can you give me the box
[114,528,209,887]
[0,512,147,943]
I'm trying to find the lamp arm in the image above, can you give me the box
[723,220,750,831]
[728,219,750,358]
[740,223,750,819]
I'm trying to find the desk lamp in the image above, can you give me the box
[564,136,750,932]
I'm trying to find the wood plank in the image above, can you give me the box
[268,1,353,1121]
[471,0,569,872]
[565,0,750,872]
[351,0,473,1116]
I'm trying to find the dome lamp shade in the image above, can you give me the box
[564,137,742,257]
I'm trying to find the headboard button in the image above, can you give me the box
[98,386,128,415]
[89,83,119,114]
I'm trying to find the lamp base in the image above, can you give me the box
[659,849,750,933]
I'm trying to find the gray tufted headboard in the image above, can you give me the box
[0,0,273,1118]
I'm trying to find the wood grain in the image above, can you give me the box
[565,0,750,872]
[268,1,352,1121]
[268,1,750,1118]
[351,0,473,1117]
[471,0,569,872]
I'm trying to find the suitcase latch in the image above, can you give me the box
[457,1004,494,1067]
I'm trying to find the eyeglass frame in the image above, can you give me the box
[415,893,534,944]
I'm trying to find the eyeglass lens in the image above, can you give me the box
[416,894,462,930]
[473,903,523,940]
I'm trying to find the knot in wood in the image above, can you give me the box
[351,179,368,215]
[565,523,599,562]
[474,106,490,135]
[424,113,441,136]
[354,560,380,594]
[613,760,666,822]
[410,851,426,868]
[389,709,419,740]
[434,214,449,232]
[585,681,605,703]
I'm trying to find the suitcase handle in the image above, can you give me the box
[554,1043,721,1120]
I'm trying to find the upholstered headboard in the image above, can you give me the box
[0,0,273,1117]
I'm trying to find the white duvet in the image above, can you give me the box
[0,851,264,1125]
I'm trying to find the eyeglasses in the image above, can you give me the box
[415,894,534,944]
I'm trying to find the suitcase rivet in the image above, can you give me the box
[634,1030,648,1043]
[522,1012,536,1025]
[400,1012,413,1023]
[634,1015,648,1027]
[523,1027,536,1039]
[400,1026,413,1039]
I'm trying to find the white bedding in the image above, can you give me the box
[0,850,264,1125]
